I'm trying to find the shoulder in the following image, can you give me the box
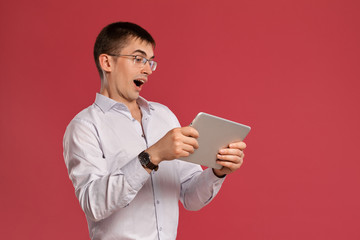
[149,102,176,118]
[65,103,101,133]
[149,101,173,113]
[149,101,179,122]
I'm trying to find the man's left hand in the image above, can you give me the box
[213,141,247,177]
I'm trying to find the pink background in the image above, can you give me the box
[1,0,359,239]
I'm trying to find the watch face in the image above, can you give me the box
[139,151,150,166]
[138,151,158,171]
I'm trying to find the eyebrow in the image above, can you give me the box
[131,49,155,59]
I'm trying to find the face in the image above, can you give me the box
[103,37,155,105]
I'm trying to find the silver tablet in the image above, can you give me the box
[179,112,251,169]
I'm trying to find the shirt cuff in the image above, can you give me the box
[120,156,150,192]
[203,168,226,188]
[212,168,227,178]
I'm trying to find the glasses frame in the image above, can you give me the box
[108,54,157,71]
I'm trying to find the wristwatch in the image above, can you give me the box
[138,151,159,171]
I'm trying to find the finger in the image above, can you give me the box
[183,136,199,149]
[229,141,247,150]
[181,126,199,138]
[218,156,244,165]
[219,148,243,157]
[216,158,243,170]
[172,142,195,158]
[175,141,200,157]
[182,142,196,154]
[217,154,242,164]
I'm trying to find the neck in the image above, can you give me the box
[101,88,136,106]
[100,88,142,123]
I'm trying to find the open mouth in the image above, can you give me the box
[134,79,145,87]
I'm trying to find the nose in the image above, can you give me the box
[141,61,153,75]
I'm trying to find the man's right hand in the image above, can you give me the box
[145,126,199,165]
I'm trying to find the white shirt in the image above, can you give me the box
[63,93,225,240]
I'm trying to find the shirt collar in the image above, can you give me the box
[94,93,154,114]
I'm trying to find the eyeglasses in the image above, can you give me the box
[109,54,157,71]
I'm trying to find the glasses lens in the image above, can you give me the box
[150,61,157,71]
[134,56,144,64]
[133,56,157,71]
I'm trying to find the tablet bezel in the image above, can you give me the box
[179,112,251,169]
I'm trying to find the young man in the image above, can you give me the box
[63,22,247,240]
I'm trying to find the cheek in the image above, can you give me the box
[121,67,136,79]
[116,71,130,84]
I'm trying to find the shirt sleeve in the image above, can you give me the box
[63,118,150,222]
[178,161,226,211]
[163,107,226,211]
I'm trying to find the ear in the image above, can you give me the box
[99,54,113,72]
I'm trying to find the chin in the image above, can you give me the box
[130,93,140,101]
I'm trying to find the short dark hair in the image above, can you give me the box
[93,22,156,79]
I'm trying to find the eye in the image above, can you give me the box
[134,56,144,63]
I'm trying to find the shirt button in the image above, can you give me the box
[157,200,160,204]
[141,134,144,138]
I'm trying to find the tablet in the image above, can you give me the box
[179,112,251,169]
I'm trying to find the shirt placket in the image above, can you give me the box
[136,111,163,240]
